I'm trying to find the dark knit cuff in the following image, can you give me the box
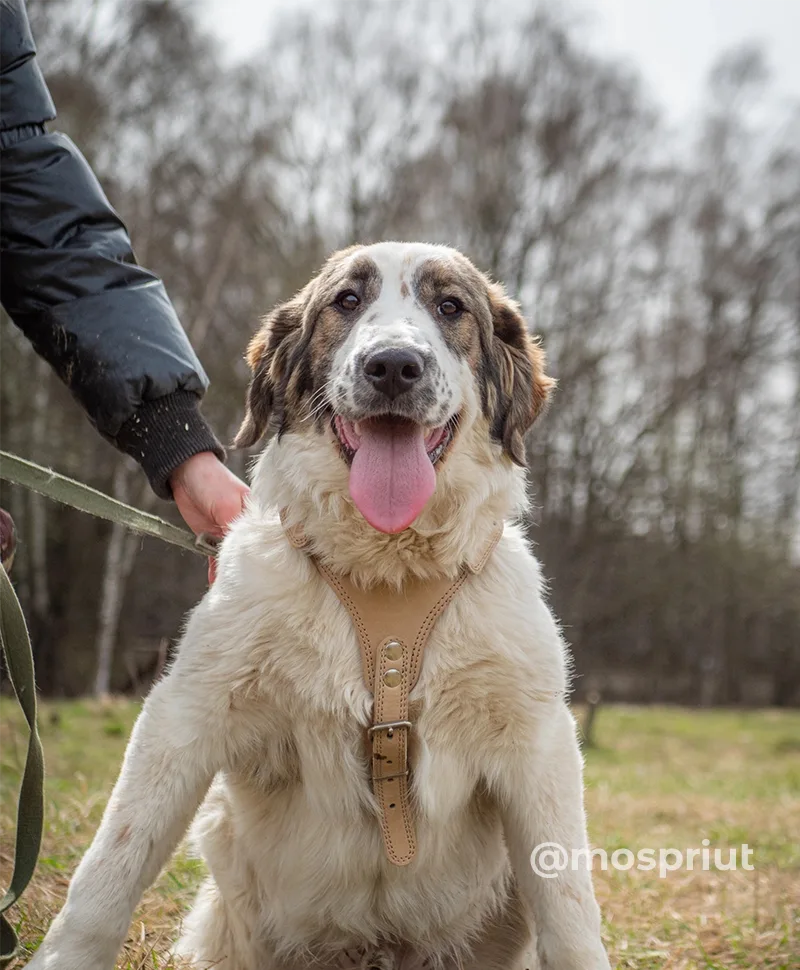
[116,391,225,499]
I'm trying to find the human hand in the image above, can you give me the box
[170,452,249,583]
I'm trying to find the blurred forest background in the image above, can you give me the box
[1,0,798,705]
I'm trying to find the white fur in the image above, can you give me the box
[28,244,610,970]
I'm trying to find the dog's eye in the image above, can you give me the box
[438,299,462,317]
[336,291,360,312]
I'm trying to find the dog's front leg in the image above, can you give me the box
[28,670,221,970]
[497,702,611,970]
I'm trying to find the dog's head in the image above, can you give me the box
[237,242,553,535]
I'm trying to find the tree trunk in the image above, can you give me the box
[28,360,54,687]
[93,463,145,696]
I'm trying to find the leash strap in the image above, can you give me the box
[0,450,218,964]
[0,450,217,556]
[283,513,502,866]
[0,564,44,966]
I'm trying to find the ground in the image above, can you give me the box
[1,701,798,969]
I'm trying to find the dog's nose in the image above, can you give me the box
[363,348,425,399]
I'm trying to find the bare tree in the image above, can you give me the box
[2,0,797,704]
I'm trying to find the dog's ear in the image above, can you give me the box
[234,295,305,448]
[485,283,555,466]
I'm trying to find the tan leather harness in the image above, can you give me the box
[282,515,502,867]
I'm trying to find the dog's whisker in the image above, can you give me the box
[303,380,336,423]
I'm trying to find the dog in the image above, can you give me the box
[28,242,611,970]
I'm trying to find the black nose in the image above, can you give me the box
[363,348,425,399]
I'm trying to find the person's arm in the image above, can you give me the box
[0,0,228,502]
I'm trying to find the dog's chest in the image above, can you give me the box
[226,565,533,826]
[233,691,475,824]
[219,683,506,949]
[203,568,531,951]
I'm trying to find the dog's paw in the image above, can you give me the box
[537,936,611,970]
[26,934,118,970]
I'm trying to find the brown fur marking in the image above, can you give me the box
[235,251,382,447]
[236,246,553,467]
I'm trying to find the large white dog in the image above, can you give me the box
[29,243,611,970]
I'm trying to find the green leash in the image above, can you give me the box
[0,451,218,556]
[0,564,44,967]
[0,450,217,963]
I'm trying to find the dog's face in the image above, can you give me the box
[237,242,553,533]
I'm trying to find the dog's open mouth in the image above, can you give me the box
[333,414,458,534]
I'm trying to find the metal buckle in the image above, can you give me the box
[367,720,412,738]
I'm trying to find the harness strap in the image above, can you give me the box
[0,564,44,966]
[282,512,502,866]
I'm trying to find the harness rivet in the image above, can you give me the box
[383,668,402,688]
[384,640,403,660]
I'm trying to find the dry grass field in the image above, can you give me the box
[1,700,798,969]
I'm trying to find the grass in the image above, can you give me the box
[1,700,798,968]
[580,707,799,969]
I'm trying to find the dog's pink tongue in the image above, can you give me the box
[349,420,435,534]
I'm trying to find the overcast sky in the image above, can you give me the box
[198,0,799,122]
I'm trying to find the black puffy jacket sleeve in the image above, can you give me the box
[0,0,224,498]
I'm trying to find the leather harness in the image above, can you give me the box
[282,514,502,867]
